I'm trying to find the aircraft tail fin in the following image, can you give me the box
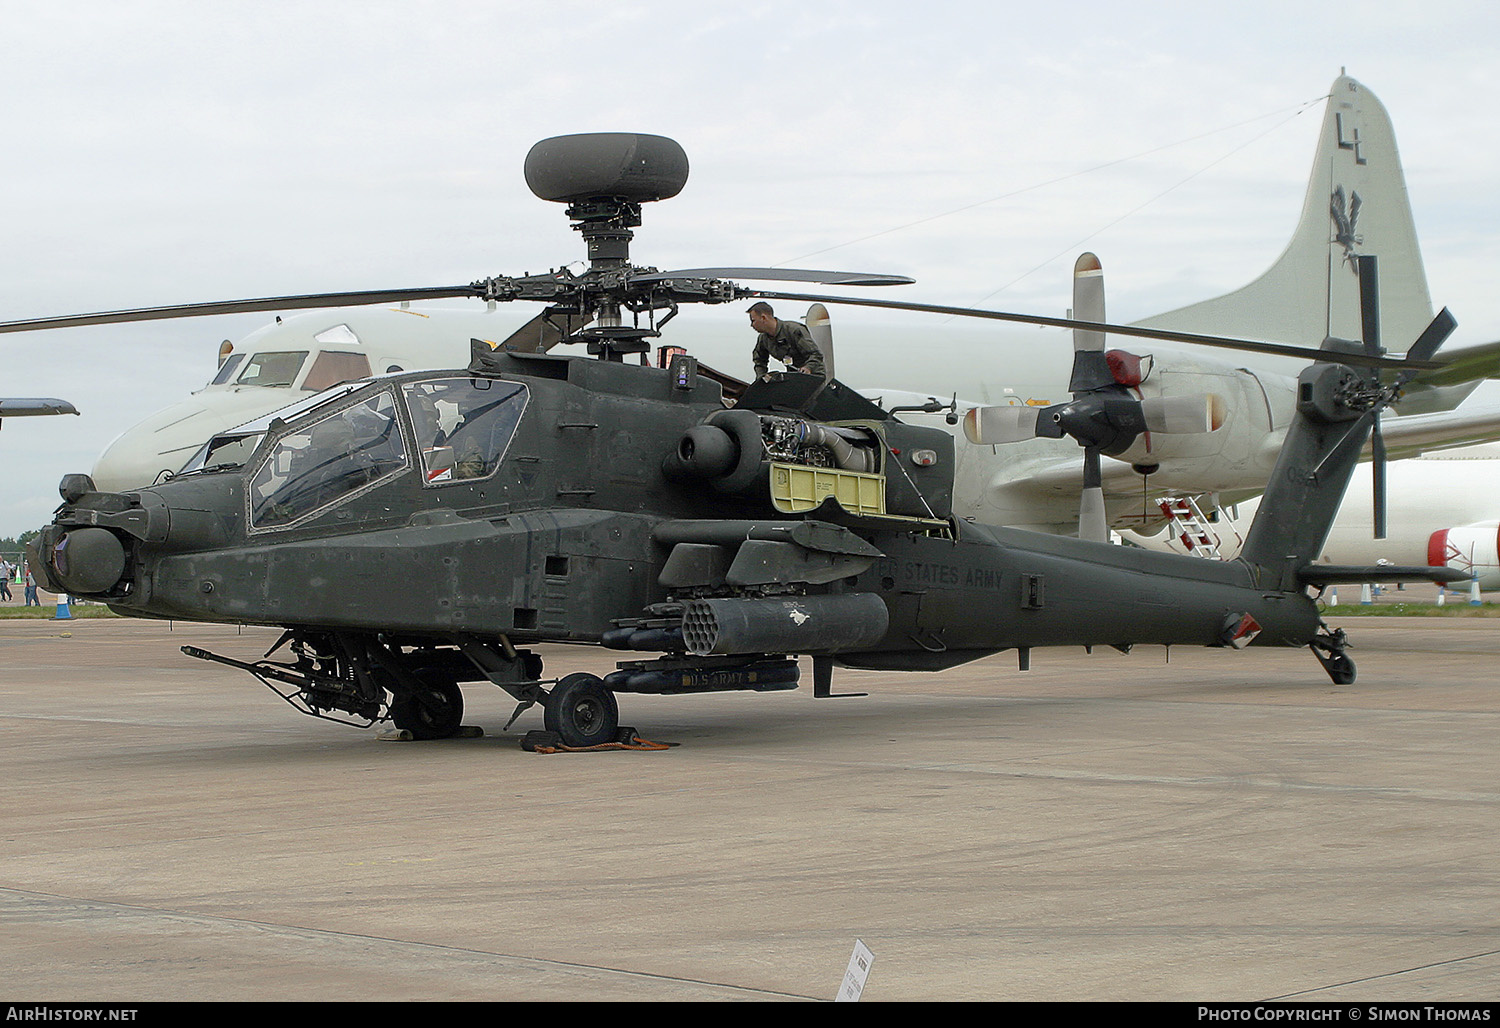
[1238,308,1457,589]
[1134,75,1434,357]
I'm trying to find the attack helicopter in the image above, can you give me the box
[19,132,1469,748]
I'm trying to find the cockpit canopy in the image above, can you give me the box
[179,373,534,531]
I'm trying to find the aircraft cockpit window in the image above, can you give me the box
[236,350,310,388]
[302,351,373,392]
[249,390,408,529]
[403,378,528,485]
[177,432,265,477]
[209,353,246,386]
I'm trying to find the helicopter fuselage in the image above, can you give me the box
[29,345,1369,744]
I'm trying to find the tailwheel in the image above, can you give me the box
[1310,629,1356,685]
[389,675,465,740]
[544,673,620,748]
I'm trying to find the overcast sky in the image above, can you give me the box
[3,1,1498,538]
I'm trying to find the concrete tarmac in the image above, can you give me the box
[1,615,1496,1002]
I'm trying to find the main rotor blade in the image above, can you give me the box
[0,286,483,336]
[632,268,914,287]
[746,290,1441,372]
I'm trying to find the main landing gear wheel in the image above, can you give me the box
[544,673,620,748]
[389,676,465,740]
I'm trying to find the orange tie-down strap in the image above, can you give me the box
[521,727,675,754]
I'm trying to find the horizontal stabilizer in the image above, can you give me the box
[1297,564,1471,586]
[1370,403,1500,461]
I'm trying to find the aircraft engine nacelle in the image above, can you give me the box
[662,409,952,521]
[1427,520,1500,590]
[1106,357,1284,488]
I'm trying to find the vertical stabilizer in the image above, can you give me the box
[1135,75,1433,352]
[1238,363,1376,589]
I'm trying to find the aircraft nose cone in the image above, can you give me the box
[92,402,212,491]
[92,391,285,491]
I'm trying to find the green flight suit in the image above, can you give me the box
[753,320,826,379]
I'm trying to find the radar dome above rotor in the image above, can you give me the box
[524,133,689,204]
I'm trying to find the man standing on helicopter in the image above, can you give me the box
[748,302,825,382]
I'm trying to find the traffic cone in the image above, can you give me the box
[52,594,73,620]
[1436,586,1446,607]
[1328,585,1338,606]
[1470,579,1482,606]
[1360,584,1373,605]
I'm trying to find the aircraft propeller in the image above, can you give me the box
[955,254,1224,542]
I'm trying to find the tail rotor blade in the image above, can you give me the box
[1357,254,1382,358]
[1372,416,1388,540]
[1401,307,1459,376]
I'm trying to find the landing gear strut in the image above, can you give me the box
[1310,628,1356,685]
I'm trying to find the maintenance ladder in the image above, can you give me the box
[1157,496,1224,559]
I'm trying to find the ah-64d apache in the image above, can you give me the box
[18,133,1466,748]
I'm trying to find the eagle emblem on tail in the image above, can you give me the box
[1331,186,1363,266]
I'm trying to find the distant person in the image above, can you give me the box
[748,302,824,382]
[0,558,11,601]
[23,564,39,607]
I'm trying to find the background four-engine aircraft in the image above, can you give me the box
[875,74,1500,540]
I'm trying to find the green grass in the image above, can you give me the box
[0,604,121,619]
[1320,602,1500,617]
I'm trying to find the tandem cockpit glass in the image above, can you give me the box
[402,378,528,485]
[249,390,408,529]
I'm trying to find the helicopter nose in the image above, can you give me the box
[28,523,129,599]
